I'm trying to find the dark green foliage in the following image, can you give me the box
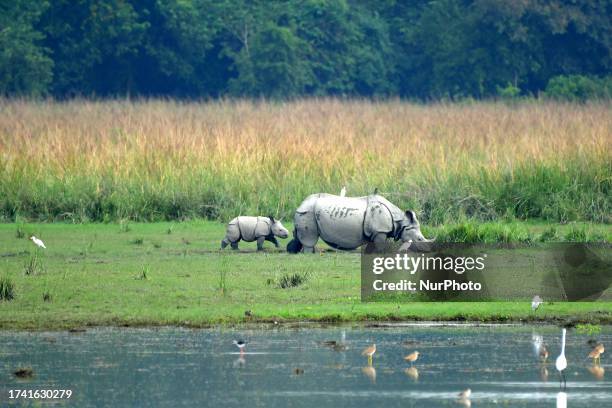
[545,75,612,101]
[0,0,52,96]
[0,0,609,99]
[278,272,308,289]
[0,275,15,301]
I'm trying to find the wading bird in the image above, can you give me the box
[340,186,346,197]
[457,389,471,407]
[458,388,471,399]
[540,345,549,362]
[531,295,543,312]
[29,236,46,249]
[555,329,567,389]
[362,344,376,365]
[588,343,604,364]
[404,351,420,365]
[233,340,247,354]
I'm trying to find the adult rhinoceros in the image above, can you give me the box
[286,193,433,253]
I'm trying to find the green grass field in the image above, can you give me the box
[1,221,610,329]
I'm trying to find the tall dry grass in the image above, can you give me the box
[0,99,609,223]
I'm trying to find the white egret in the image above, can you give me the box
[29,236,46,249]
[555,328,567,389]
[340,186,346,197]
[531,295,542,311]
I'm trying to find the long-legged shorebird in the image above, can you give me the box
[588,343,604,365]
[233,339,247,354]
[555,329,567,390]
[404,351,420,366]
[457,389,471,407]
[362,344,376,365]
[540,345,549,362]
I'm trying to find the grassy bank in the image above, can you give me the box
[0,221,610,330]
[0,99,610,223]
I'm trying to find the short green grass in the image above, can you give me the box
[0,221,610,329]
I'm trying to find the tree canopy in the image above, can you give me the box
[1,0,610,99]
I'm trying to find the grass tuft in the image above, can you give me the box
[0,275,15,301]
[278,272,309,289]
[23,252,45,275]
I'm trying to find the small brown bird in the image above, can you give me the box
[404,351,420,365]
[539,345,549,362]
[588,343,604,364]
[457,389,472,407]
[458,388,471,399]
[362,344,376,365]
[362,344,376,357]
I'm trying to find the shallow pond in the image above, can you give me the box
[1,324,611,407]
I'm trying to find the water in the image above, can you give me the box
[1,324,611,407]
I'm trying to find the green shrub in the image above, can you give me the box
[565,226,588,242]
[496,82,521,99]
[545,75,611,102]
[539,227,559,242]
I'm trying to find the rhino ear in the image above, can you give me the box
[268,215,275,223]
[405,210,417,224]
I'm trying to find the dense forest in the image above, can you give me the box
[1,0,611,99]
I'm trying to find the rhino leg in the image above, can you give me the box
[266,236,279,248]
[256,236,265,251]
[220,238,230,249]
[231,241,239,250]
[302,245,316,253]
[372,233,388,252]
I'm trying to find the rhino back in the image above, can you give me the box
[314,196,367,249]
[236,216,263,242]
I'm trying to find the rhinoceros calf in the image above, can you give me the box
[221,216,289,251]
[286,193,433,253]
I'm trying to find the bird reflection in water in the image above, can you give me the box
[556,391,567,408]
[587,365,605,380]
[404,367,419,382]
[233,355,246,368]
[540,365,549,382]
[362,366,376,383]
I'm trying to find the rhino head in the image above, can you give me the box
[398,210,434,252]
[269,216,289,239]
